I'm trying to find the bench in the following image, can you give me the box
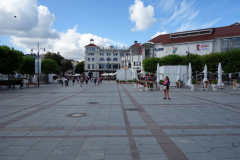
[26,83,37,88]
[0,84,8,90]
[218,86,228,90]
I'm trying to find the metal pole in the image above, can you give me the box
[96,62,97,79]
[108,54,109,82]
[228,39,230,85]
[125,51,126,83]
[38,43,40,87]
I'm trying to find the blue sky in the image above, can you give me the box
[0,0,240,60]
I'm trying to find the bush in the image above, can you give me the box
[191,79,197,84]
[212,80,217,84]
[159,80,163,85]
[127,80,132,82]
[116,79,119,82]
[133,79,137,83]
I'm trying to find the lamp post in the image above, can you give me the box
[31,43,45,87]
[108,53,110,82]
[225,38,231,85]
[186,47,190,64]
[152,45,155,81]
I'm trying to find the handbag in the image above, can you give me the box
[163,86,167,90]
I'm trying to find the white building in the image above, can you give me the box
[84,39,128,77]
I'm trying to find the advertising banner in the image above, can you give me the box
[155,48,164,51]
[172,46,178,53]
[195,43,210,51]
[35,59,41,74]
[166,47,171,53]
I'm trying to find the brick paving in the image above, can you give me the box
[0,81,240,160]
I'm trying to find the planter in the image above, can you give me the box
[145,87,148,91]
[116,82,119,84]
[159,85,163,91]
[212,84,218,91]
[139,85,144,91]
[127,82,132,84]
[138,84,140,89]
[134,83,137,88]
[191,84,196,91]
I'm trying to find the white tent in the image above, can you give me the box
[156,63,160,84]
[133,70,139,80]
[218,63,222,86]
[187,63,192,87]
[73,74,81,76]
[203,64,208,82]
[176,65,180,81]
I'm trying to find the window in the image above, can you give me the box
[134,62,135,66]
[145,49,150,55]
[99,58,104,61]
[221,39,229,52]
[99,64,104,69]
[113,64,119,69]
[92,48,95,51]
[88,64,90,69]
[120,53,124,57]
[113,53,118,56]
[92,64,95,69]
[100,53,104,56]
[92,58,95,61]
[88,53,94,56]
[106,64,111,69]
[113,58,118,61]
[107,53,111,56]
[87,58,90,61]
[231,38,240,49]
[107,58,111,61]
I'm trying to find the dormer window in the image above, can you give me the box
[170,29,213,38]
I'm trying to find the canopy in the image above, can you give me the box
[203,64,208,82]
[176,65,180,81]
[156,63,160,83]
[132,70,138,80]
[187,63,192,87]
[218,63,222,86]
[73,74,81,76]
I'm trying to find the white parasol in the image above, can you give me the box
[176,65,180,82]
[218,63,222,86]
[156,63,160,84]
[187,63,192,87]
[203,64,208,82]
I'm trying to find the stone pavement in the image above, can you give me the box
[0,81,240,160]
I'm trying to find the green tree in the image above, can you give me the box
[181,54,203,72]
[0,45,23,81]
[75,61,85,73]
[142,57,161,72]
[202,52,223,73]
[222,48,240,73]
[62,60,73,75]
[44,52,64,67]
[19,56,35,75]
[41,59,58,83]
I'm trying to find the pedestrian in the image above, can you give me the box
[163,76,170,100]
[80,77,84,87]
[72,77,75,86]
[100,78,102,84]
[77,77,79,84]
[60,77,63,86]
[65,78,68,86]
[93,77,97,86]
[85,78,88,85]
[97,77,100,86]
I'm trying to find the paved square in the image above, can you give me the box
[0,81,240,160]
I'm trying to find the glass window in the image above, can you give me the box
[221,39,229,52]
[99,64,104,69]
[120,53,124,57]
[145,49,150,55]
[100,53,104,56]
[92,58,94,61]
[113,64,119,69]
[107,58,111,61]
[88,64,90,69]
[87,58,90,61]
[231,38,240,49]
[100,58,104,61]
[113,53,118,56]
[92,48,95,51]
[107,53,111,56]
[88,53,94,56]
[113,58,118,61]
[106,64,111,69]
[92,64,95,69]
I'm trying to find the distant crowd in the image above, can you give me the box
[59,76,102,87]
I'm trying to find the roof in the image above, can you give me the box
[130,43,141,47]
[149,23,240,45]
[85,44,97,47]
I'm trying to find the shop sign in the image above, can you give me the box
[195,43,210,51]
[155,48,164,51]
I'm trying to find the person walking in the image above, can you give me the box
[72,77,75,85]
[80,77,84,87]
[100,78,102,84]
[77,77,79,84]
[97,77,100,86]
[90,77,93,84]
[163,76,170,100]
[85,78,88,85]
[93,77,97,86]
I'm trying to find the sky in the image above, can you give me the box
[0,0,240,61]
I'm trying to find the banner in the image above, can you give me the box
[35,59,41,74]
[166,47,171,53]
[155,48,164,51]
[195,43,210,51]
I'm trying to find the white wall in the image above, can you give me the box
[212,38,221,52]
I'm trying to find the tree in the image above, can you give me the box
[41,59,58,83]
[202,52,223,73]
[44,52,64,67]
[75,61,84,73]
[142,57,161,72]
[0,45,23,82]
[19,56,35,75]
[62,60,73,75]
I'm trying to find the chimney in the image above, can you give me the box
[134,40,137,44]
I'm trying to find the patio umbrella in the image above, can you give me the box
[187,63,192,87]
[203,64,208,82]
[218,63,222,86]
[134,70,139,80]
[131,70,134,80]
[176,65,180,81]
[156,63,160,83]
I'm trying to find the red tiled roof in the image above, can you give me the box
[85,44,97,47]
[130,43,141,47]
[149,24,240,44]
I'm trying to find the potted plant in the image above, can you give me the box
[121,80,125,84]
[159,80,164,91]
[127,80,133,84]
[191,79,197,91]
[212,80,218,91]
[139,81,144,91]
[116,79,119,84]
[133,79,137,88]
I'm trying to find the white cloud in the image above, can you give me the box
[0,0,125,61]
[129,0,157,31]
[200,18,221,28]
[151,30,167,39]
[158,0,175,11]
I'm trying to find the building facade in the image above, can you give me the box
[84,39,128,77]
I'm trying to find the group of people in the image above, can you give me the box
[59,76,102,87]
[81,77,102,86]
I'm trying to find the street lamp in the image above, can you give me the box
[96,62,98,79]
[107,53,110,82]
[186,47,190,64]
[31,43,45,87]
[225,38,232,85]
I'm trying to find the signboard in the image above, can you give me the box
[166,47,171,53]
[195,43,210,51]
[35,59,41,74]
[155,48,164,51]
